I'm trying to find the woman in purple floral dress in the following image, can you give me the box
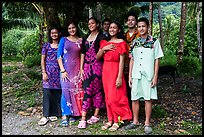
[78,17,106,129]
[57,21,84,127]
[38,27,62,126]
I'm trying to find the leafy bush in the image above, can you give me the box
[2,29,26,57]
[2,28,41,59]
[177,56,202,76]
[152,105,168,118]
[160,53,177,67]
[23,54,41,68]
[18,30,40,58]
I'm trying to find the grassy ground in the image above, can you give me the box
[2,59,202,135]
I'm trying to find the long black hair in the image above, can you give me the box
[107,20,125,41]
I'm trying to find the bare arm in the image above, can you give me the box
[57,58,65,72]
[116,54,125,88]
[151,59,159,87]
[129,58,134,88]
[80,54,85,80]
[57,58,70,81]
[41,55,48,81]
[41,55,46,72]
[96,49,105,60]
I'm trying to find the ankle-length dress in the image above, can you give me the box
[99,40,132,123]
[57,37,84,116]
[81,32,106,112]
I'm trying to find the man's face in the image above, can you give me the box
[137,21,148,36]
[103,21,110,32]
[127,16,137,29]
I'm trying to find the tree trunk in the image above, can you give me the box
[149,2,153,35]
[41,2,61,40]
[89,7,93,19]
[96,2,102,21]
[158,2,164,51]
[61,2,85,37]
[177,2,187,64]
[32,3,46,51]
[197,2,202,62]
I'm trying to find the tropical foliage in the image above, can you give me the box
[2,2,202,76]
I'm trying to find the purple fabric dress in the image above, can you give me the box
[42,42,61,89]
[57,37,84,116]
[41,42,62,117]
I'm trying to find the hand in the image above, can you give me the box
[116,77,122,88]
[42,72,48,81]
[151,76,158,87]
[103,43,116,51]
[61,71,70,82]
[129,77,132,88]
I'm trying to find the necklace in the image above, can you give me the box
[87,32,99,48]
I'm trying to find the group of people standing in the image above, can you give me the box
[38,11,164,134]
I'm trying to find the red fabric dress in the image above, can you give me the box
[100,40,132,123]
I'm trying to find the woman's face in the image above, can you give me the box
[88,19,98,32]
[50,29,59,40]
[68,23,77,36]
[108,23,119,37]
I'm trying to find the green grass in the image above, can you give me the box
[2,56,23,62]
[179,120,202,135]
[2,60,42,110]
[2,66,18,73]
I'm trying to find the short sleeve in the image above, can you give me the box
[57,37,65,59]
[41,42,49,55]
[129,45,134,59]
[117,41,128,55]
[99,40,107,49]
[154,39,164,59]
[81,37,86,54]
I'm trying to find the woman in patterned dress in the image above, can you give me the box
[78,17,106,129]
[38,27,62,126]
[57,21,84,126]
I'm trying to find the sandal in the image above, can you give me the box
[60,119,68,127]
[144,125,152,134]
[69,117,77,125]
[69,117,77,123]
[49,116,58,122]
[109,123,119,131]
[38,117,49,126]
[101,122,112,130]
[78,120,87,129]
[124,122,141,130]
[87,116,100,124]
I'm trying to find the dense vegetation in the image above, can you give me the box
[2,2,202,76]
[2,2,202,135]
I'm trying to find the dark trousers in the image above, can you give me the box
[43,88,62,117]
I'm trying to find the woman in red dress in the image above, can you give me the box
[96,21,132,131]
